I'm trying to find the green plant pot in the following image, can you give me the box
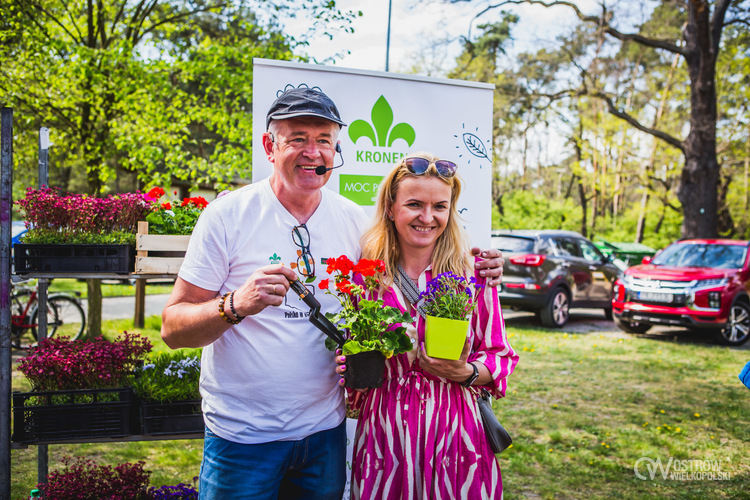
[425,315,469,360]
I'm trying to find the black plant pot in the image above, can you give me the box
[344,351,386,389]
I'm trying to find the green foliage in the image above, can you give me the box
[0,1,356,198]
[133,350,202,403]
[326,299,413,357]
[22,229,137,245]
[320,256,414,358]
[496,191,581,232]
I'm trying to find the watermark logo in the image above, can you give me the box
[348,95,415,148]
[634,457,730,481]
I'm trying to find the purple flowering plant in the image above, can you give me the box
[133,350,201,402]
[15,186,153,245]
[149,480,199,500]
[419,272,484,321]
[18,332,152,392]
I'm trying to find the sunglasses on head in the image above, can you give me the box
[400,156,458,178]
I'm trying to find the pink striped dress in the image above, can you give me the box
[349,268,519,499]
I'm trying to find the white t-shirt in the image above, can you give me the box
[178,178,369,444]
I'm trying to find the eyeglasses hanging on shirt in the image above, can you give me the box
[292,224,316,280]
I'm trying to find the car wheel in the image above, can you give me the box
[540,287,570,328]
[717,301,750,346]
[614,316,652,334]
[603,306,613,321]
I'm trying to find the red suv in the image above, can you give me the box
[612,239,750,345]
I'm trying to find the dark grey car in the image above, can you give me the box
[492,230,620,327]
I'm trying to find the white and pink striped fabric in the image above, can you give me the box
[349,268,519,499]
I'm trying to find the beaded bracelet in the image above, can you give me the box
[229,290,245,322]
[218,292,242,325]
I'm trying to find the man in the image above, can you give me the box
[161,87,503,499]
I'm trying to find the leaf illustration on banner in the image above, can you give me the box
[462,133,490,160]
[372,95,394,147]
[348,120,377,145]
[388,122,416,147]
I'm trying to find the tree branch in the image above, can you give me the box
[457,0,687,55]
[588,90,685,153]
[711,0,732,52]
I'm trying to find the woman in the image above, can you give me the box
[339,152,518,498]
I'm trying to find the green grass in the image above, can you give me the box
[45,278,175,298]
[10,321,750,499]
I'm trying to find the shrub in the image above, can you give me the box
[40,457,151,499]
[18,332,152,392]
[16,187,153,245]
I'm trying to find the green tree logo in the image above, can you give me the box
[348,96,416,147]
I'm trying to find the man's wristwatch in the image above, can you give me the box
[461,362,479,388]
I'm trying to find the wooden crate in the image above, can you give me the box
[135,221,191,275]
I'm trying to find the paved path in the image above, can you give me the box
[92,294,171,320]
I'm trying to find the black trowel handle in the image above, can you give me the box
[288,279,347,346]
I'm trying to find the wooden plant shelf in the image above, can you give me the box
[135,221,190,275]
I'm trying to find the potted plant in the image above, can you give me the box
[135,187,209,274]
[36,456,199,499]
[12,332,152,443]
[318,256,413,389]
[420,272,484,360]
[37,457,152,499]
[14,187,153,274]
[142,187,208,236]
[133,350,203,436]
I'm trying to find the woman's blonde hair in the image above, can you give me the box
[360,152,472,288]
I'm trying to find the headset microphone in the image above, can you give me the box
[315,143,344,175]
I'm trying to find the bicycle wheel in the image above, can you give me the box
[32,295,86,341]
[11,289,34,348]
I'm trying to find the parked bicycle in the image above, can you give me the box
[11,281,86,348]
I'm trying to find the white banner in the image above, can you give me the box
[252,59,494,248]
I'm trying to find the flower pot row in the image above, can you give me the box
[14,222,191,276]
[11,388,203,444]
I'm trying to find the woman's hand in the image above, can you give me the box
[334,349,347,386]
[417,337,474,382]
[334,349,369,395]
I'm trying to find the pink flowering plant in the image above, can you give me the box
[38,456,199,499]
[15,187,153,245]
[18,332,152,392]
[40,457,152,500]
[419,272,484,321]
[143,186,208,235]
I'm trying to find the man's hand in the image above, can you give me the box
[232,264,299,317]
[471,247,504,287]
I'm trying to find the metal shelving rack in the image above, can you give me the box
[0,112,199,500]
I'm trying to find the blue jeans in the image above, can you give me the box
[199,420,347,499]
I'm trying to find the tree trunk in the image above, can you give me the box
[676,1,720,238]
[578,179,587,238]
[86,279,102,339]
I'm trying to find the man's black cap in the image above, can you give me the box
[266,87,346,130]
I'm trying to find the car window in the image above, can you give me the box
[552,237,581,258]
[491,236,535,253]
[578,240,603,263]
[652,243,748,269]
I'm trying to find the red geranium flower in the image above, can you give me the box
[318,278,330,290]
[161,202,172,210]
[146,187,165,200]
